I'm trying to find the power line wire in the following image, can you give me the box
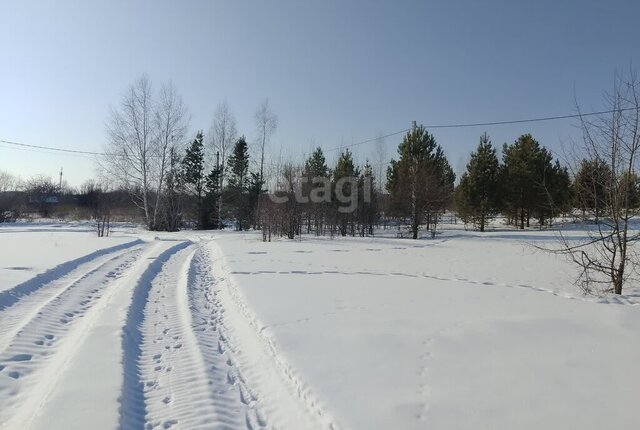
[0,143,97,158]
[1,106,637,159]
[426,107,634,129]
[324,107,638,153]
[324,129,410,153]
[0,139,103,156]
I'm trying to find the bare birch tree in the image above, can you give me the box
[255,99,278,186]
[105,75,155,227]
[0,171,21,222]
[210,101,237,228]
[254,99,278,227]
[151,82,188,228]
[373,133,387,193]
[553,70,640,295]
[0,170,18,193]
[104,75,188,230]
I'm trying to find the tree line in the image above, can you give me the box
[455,132,572,232]
[98,75,277,232]
[2,108,630,240]
[3,71,640,296]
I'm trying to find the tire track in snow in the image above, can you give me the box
[118,240,192,430]
[206,241,340,430]
[0,239,142,311]
[0,236,338,429]
[26,241,177,430]
[188,246,266,430]
[120,242,267,430]
[0,240,143,354]
[0,242,149,429]
[135,244,222,430]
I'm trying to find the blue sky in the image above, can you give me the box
[1,0,638,186]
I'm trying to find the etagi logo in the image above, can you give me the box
[269,176,373,213]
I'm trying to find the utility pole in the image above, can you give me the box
[216,151,221,229]
[59,167,63,195]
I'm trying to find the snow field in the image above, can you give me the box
[0,224,138,293]
[214,229,640,430]
[1,224,639,430]
[0,226,339,429]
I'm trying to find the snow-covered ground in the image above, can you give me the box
[0,221,138,292]
[0,222,638,429]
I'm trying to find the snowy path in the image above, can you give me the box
[198,242,336,430]
[0,241,148,428]
[0,239,142,352]
[0,236,335,430]
[2,226,639,429]
[118,240,333,429]
[214,231,640,430]
[29,240,172,430]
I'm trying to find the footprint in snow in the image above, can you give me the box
[9,354,32,362]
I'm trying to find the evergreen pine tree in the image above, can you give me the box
[543,160,572,225]
[572,158,611,221]
[305,147,329,178]
[227,136,250,230]
[358,161,377,236]
[333,149,359,236]
[386,123,455,239]
[455,133,500,232]
[620,171,640,209]
[304,147,329,235]
[182,131,206,228]
[162,146,184,232]
[502,134,554,228]
[203,164,221,229]
[248,171,264,228]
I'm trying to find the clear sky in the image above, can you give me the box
[1,0,638,187]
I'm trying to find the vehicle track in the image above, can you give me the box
[0,242,150,428]
[118,240,193,429]
[0,238,337,430]
[0,240,143,354]
[0,239,142,312]
[203,241,339,430]
[188,245,265,430]
[28,240,184,430]
[119,241,264,429]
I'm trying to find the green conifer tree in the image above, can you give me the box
[227,136,250,230]
[386,124,455,239]
[455,133,500,232]
[182,131,206,228]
